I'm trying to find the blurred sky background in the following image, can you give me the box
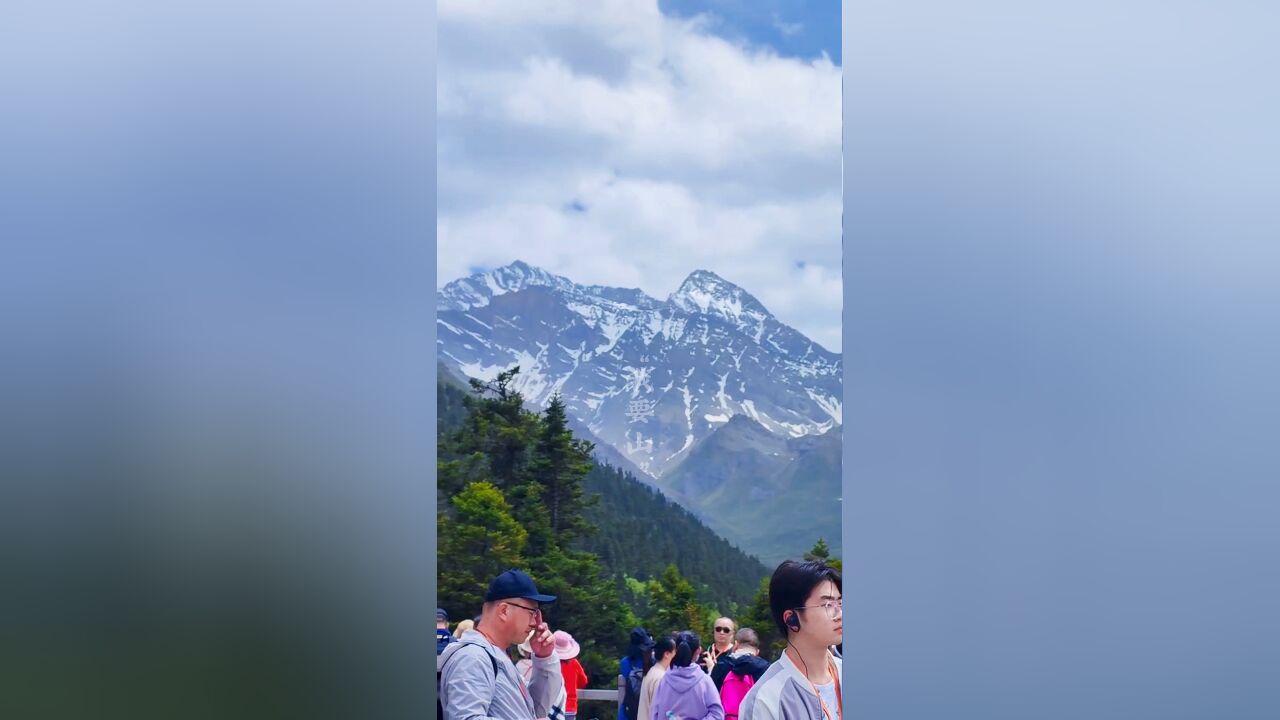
[2,2,436,717]
[844,2,1280,718]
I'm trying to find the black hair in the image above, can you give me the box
[640,642,656,674]
[768,559,842,638]
[670,630,702,668]
[653,634,676,665]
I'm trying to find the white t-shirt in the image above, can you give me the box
[815,680,841,720]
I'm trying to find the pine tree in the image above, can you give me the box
[438,369,634,685]
[437,481,528,618]
[506,479,555,564]
[804,537,842,572]
[532,546,636,686]
[646,564,711,637]
[740,575,785,659]
[439,368,551,554]
[528,395,597,542]
[453,368,541,492]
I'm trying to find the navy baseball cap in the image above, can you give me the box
[484,569,557,604]
[436,608,449,622]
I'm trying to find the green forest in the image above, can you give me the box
[436,367,838,685]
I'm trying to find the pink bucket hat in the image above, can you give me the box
[552,630,580,660]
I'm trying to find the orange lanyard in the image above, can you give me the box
[802,656,841,720]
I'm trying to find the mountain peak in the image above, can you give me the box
[680,269,733,289]
[438,260,571,310]
[685,268,726,282]
[669,269,771,321]
[437,261,843,486]
[489,259,559,285]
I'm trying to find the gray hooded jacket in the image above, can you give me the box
[439,629,564,720]
[738,650,842,720]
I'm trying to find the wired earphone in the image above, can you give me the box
[783,608,841,720]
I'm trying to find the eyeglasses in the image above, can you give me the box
[795,598,843,619]
[504,601,542,619]
[714,626,733,633]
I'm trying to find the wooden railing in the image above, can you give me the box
[576,675,624,705]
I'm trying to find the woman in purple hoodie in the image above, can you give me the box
[649,630,725,720]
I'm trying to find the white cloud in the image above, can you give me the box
[773,14,805,38]
[437,0,842,352]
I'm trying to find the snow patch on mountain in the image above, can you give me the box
[458,359,508,381]
[716,372,731,411]
[741,399,766,426]
[806,389,843,425]
[437,260,842,477]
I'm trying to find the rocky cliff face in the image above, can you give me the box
[437,261,842,478]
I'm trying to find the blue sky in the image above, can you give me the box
[660,0,840,63]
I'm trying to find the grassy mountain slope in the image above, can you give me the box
[661,415,842,566]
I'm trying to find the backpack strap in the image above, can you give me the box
[438,642,502,718]
[440,641,500,679]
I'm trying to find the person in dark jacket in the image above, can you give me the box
[710,628,770,691]
[618,627,655,720]
[437,607,455,655]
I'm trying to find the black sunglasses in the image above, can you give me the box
[715,626,732,632]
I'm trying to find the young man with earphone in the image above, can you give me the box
[736,560,842,720]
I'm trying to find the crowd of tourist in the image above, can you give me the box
[438,560,843,720]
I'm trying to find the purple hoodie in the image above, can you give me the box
[650,664,725,720]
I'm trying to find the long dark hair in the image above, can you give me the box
[648,634,675,673]
[671,630,702,668]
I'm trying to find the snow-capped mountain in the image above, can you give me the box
[436,260,842,478]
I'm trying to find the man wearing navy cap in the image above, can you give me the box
[437,607,455,655]
[439,569,565,720]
